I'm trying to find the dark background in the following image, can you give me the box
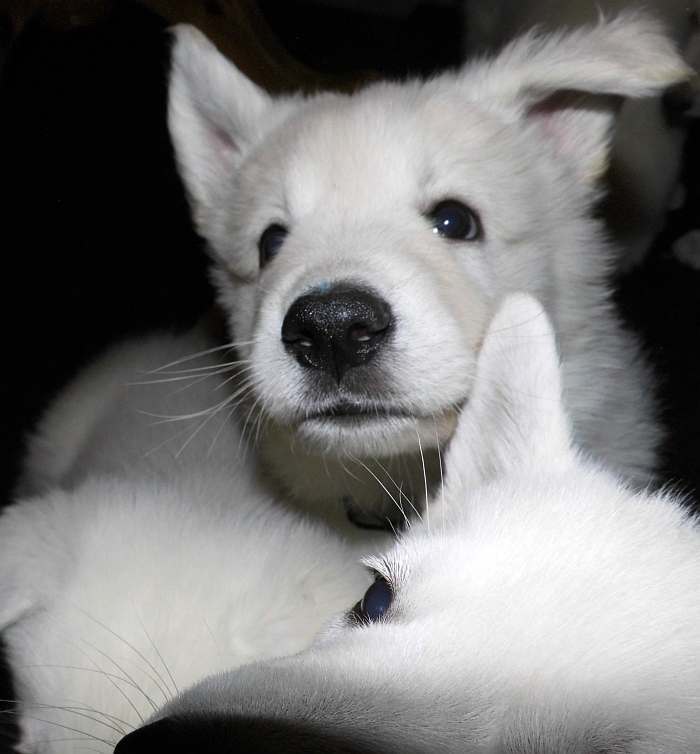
[0,1,699,750]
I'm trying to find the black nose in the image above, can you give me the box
[114,715,380,753]
[281,284,393,381]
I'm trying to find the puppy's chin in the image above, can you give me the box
[294,409,459,457]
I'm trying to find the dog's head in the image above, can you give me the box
[168,14,687,463]
[114,294,700,753]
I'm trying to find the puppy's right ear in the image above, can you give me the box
[168,26,294,230]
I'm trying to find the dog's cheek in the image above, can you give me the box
[211,268,253,349]
[384,251,486,400]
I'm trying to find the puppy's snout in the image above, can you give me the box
[281,284,393,380]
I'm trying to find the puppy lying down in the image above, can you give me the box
[115,296,700,753]
[0,338,374,753]
[3,295,700,753]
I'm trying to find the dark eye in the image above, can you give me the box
[350,575,393,624]
[429,199,481,241]
[258,223,288,267]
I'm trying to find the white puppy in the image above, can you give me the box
[165,13,689,520]
[118,294,700,753]
[0,333,373,753]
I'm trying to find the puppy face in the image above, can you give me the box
[212,90,535,457]
[168,14,688,461]
[115,295,700,753]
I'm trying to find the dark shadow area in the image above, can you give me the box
[0,3,212,508]
[615,116,700,502]
[259,0,465,77]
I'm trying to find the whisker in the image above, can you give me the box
[213,364,256,392]
[253,399,270,448]
[338,456,363,484]
[24,737,107,753]
[78,609,173,705]
[397,481,408,528]
[349,457,409,529]
[152,364,233,379]
[150,341,257,373]
[207,385,258,461]
[153,369,246,408]
[175,378,254,457]
[175,405,225,459]
[165,371,222,400]
[0,697,132,733]
[240,393,265,449]
[129,363,248,386]
[0,709,115,748]
[143,371,256,426]
[22,663,145,726]
[137,394,240,422]
[142,420,203,458]
[0,702,125,737]
[144,358,251,377]
[434,422,446,538]
[79,654,145,726]
[416,427,430,533]
[80,641,159,713]
[136,615,179,698]
[207,403,239,458]
[372,458,421,522]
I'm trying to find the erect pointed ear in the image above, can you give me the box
[442,294,573,495]
[168,25,296,231]
[469,12,692,181]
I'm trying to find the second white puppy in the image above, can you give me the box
[0,343,372,753]
[118,295,700,753]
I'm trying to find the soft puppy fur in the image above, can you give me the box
[166,12,689,517]
[0,333,374,753]
[120,295,700,754]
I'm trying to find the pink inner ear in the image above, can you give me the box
[211,123,236,155]
[525,90,620,172]
[526,91,583,156]
[527,90,595,115]
[530,107,562,145]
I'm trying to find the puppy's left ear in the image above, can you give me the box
[442,294,574,494]
[168,26,298,231]
[470,12,692,181]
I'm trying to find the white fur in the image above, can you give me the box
[165,13,690,515]
[153,295,700,753]
[463,0,699,269]
[0,332,376,753]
